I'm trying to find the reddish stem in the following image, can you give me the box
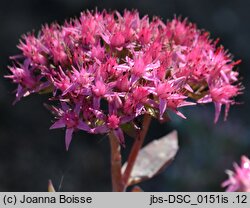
[109,132,124,192]
[122,114,152,188]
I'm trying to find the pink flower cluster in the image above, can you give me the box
[6,10,241,149]
[222,156,250,192]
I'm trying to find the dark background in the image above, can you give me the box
[0,0,250,191]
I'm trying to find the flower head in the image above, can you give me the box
[222,156,250,192]
[6,10,241,149]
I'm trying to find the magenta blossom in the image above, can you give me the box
[49,103,91,150]
[6,10,241,150]
[222,156,250,192]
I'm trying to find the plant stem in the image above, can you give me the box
[122,114,152,188]
[109,132,124,192]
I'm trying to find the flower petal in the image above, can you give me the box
[65,128,74,151]
[113,128,125,147]
[214,102,222,123]
[159,98,167,118]
[77,121,91,132]
[50,119,65,129]
[92,125,109,134]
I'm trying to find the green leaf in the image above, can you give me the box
[121,122,139,138]
[39,85,54,94]
[145,106,157,118]
[123,130,179,186]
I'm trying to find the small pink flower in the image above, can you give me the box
[91,112,130,146]
[167,99,196,119]
[5,59,38,103]
[198,84,240,122]
[132,58,146,77]
[50,103,91,150]
[107,114,120,129]
[52,66,71,93]
[110,32,126,48]
[116,75,130,92]
[18,34,47,65]
[93,80,107,97]
[6,62,36,89]
[63,66,93,96]
[222,156,250,192]
[138,26,152,44]
[42,25,68,64]
[91,44,105,61]
[132,87,149,103]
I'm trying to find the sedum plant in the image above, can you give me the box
[222,156,250,192]
[6,10,242,191]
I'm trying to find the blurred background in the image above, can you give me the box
[0,0,250,191]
